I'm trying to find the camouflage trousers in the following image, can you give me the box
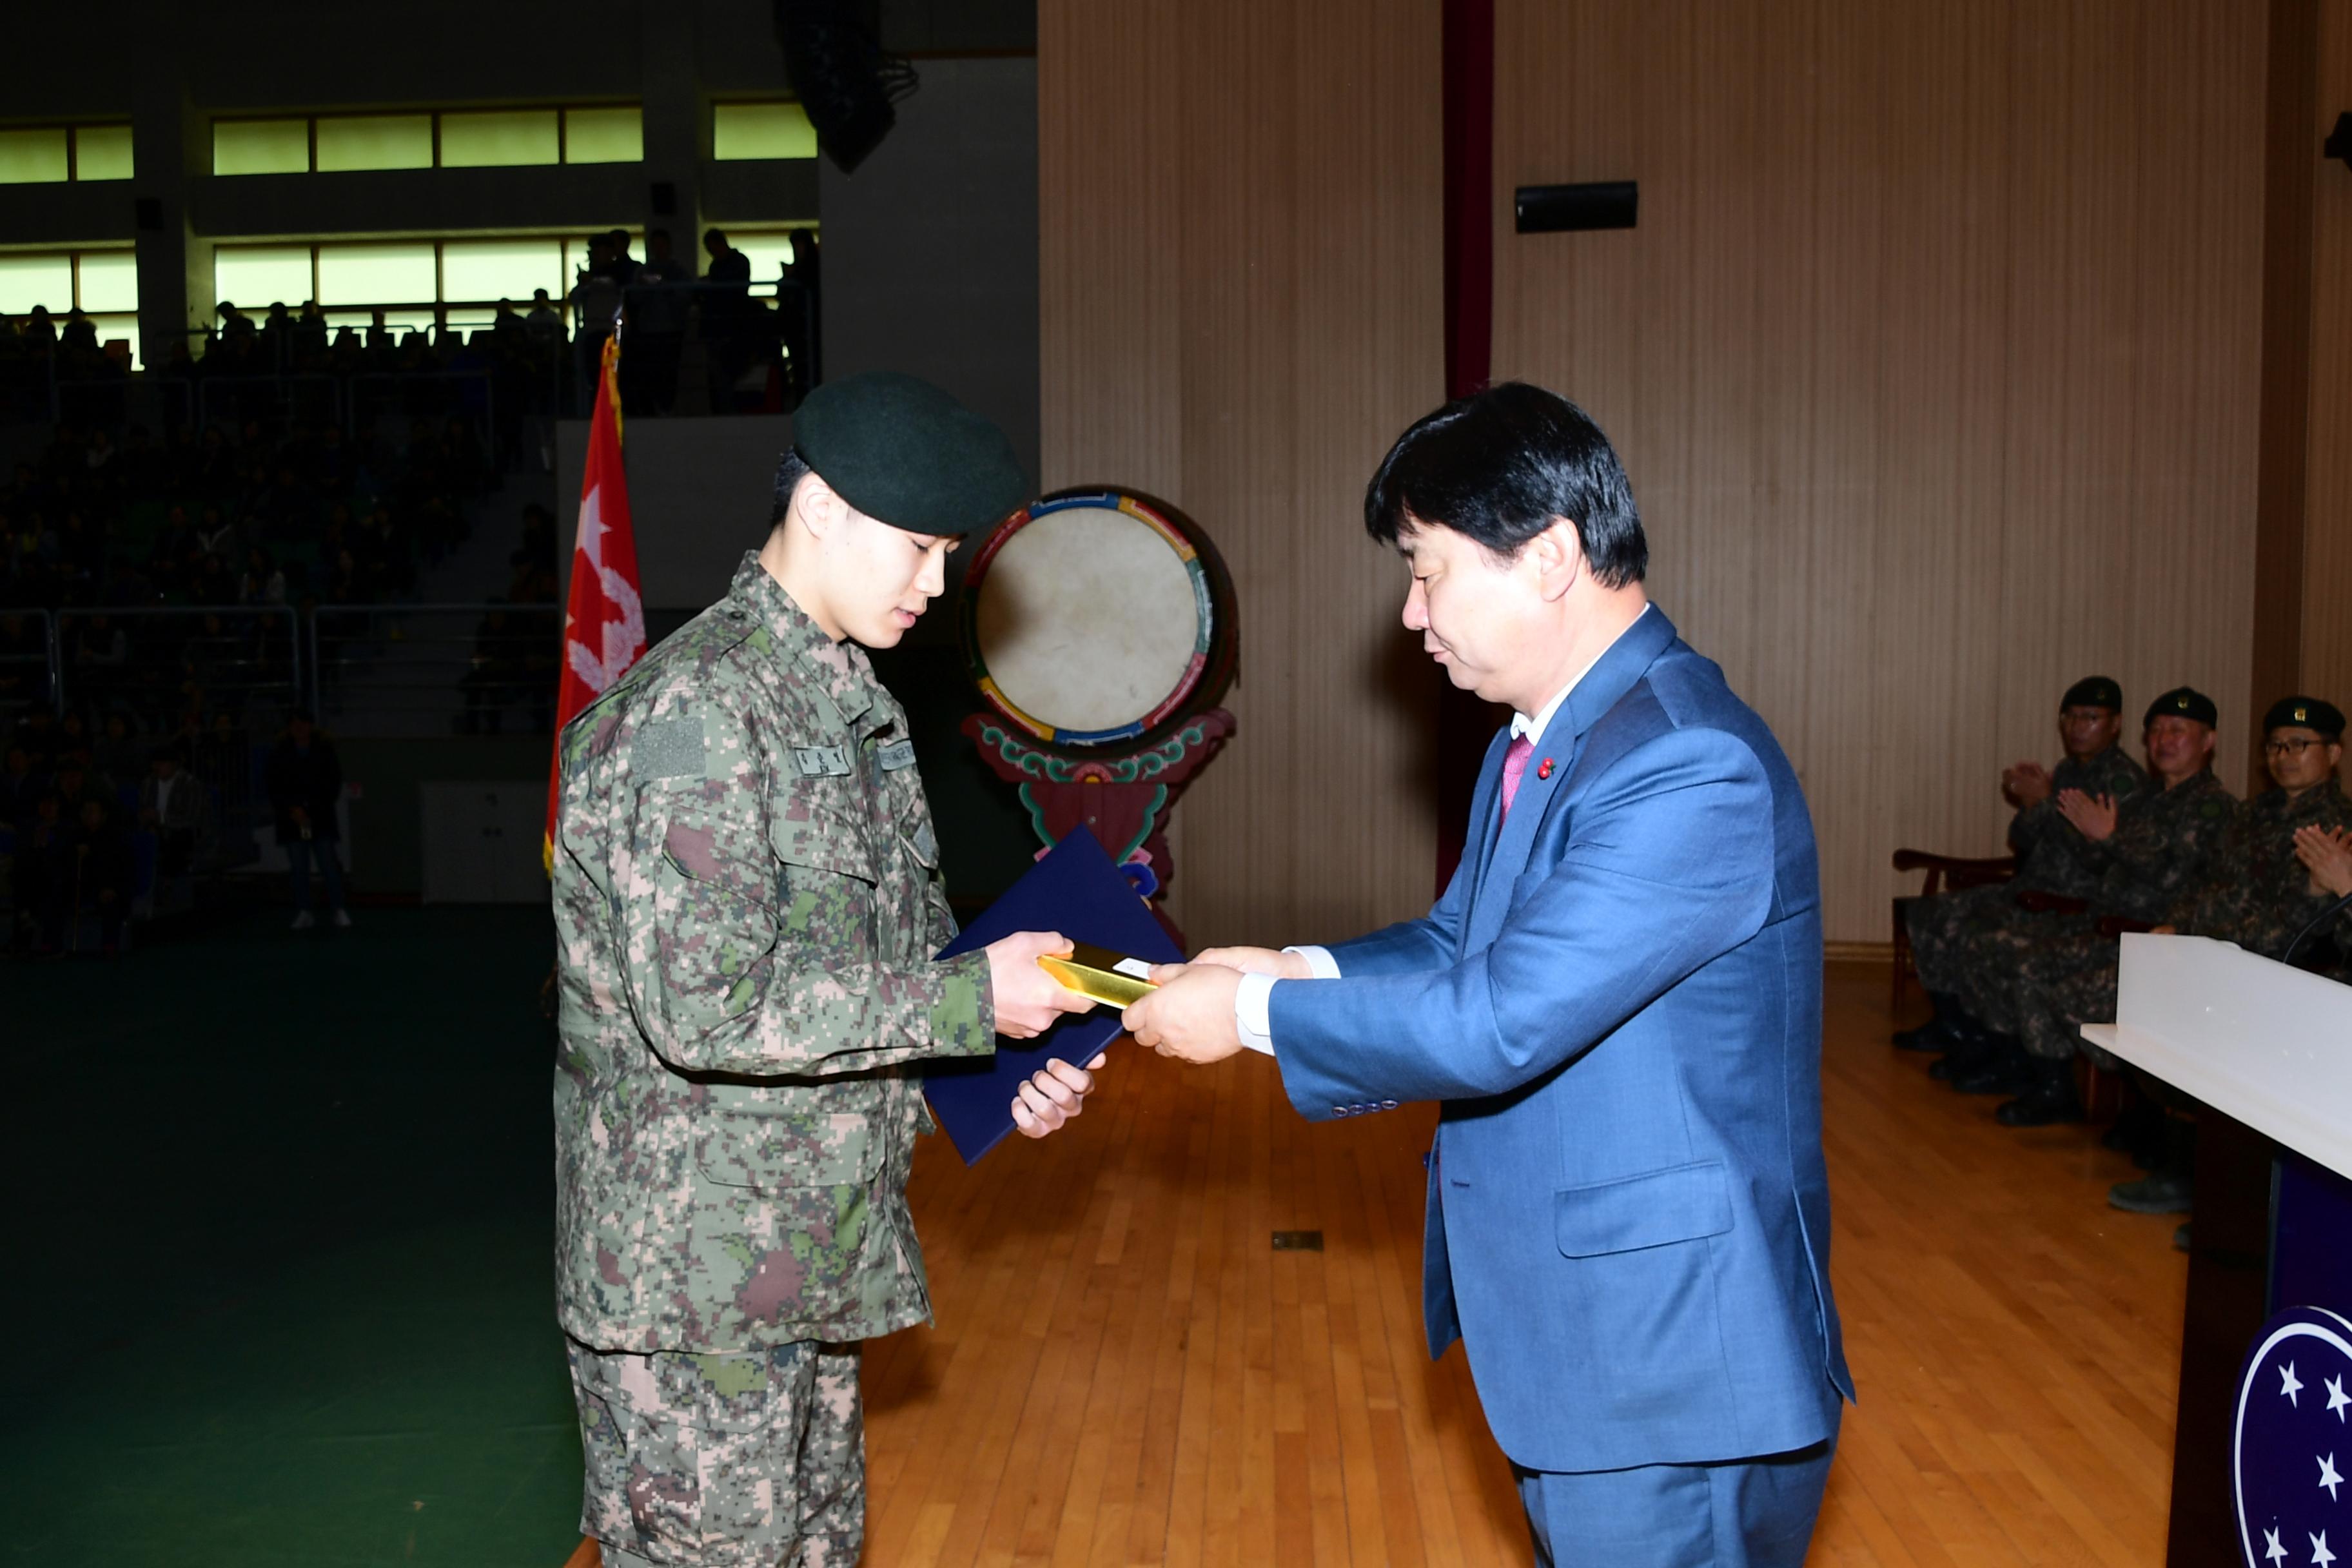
[2015,959,2124,1067]
[567,1337,864,1568]
[1904,883,2029,997]
[1955,914,2109,1038]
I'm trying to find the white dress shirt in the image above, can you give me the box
[1233,605,1650,1056]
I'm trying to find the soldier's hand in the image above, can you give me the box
[1190,945,1314,980]
[1010,1052,1109,1139]
[2003,761,2052,808]
[2055,788,2118,841]
[2294,823,2352,897]
[986,930,1098,1039]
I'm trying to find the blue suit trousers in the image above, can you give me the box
[1515,1428,1837,1568]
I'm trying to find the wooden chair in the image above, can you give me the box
[1889,849,2018,1006]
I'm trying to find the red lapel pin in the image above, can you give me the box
[1537,758,1554,780]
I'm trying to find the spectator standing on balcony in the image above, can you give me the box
[571,236,625,415]
[623,229,690,415]
[700,228,752,412]
[268,709,349,930]
[12,790,70,954]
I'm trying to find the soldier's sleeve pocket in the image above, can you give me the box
[654,797,777,914]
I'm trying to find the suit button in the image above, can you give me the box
[1380,1099,1399,1110]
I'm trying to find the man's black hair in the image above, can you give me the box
[1364,381,1646,588]
[770,448,814,526]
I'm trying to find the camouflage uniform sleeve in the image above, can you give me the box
[2007,798,2057,859]
[618,708,996,1079]
[2095,790,2239,923]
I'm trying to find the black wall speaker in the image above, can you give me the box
[1514,181,1638,234]
[772,0,917,175]
[135,197,162,231]
[650,181,677,217]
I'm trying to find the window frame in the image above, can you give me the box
[0,122,135,184]
[208,104,645,175]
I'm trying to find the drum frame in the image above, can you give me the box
[957,489,1238,754]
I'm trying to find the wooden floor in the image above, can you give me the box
[570,961,2188,1566]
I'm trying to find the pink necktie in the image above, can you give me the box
[1499,734,1535,827]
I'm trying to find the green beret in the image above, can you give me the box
[2264,695,2345,740]
[791,371,1028,536]
[2145,687,2217,729]
[2062,676,2122,712]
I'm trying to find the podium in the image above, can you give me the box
[2082,936,2352,1565]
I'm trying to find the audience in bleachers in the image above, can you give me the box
[266,708,348,932]
[1896,682,2351,1248]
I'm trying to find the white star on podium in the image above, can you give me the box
[2267,1525,2288,1565]
[2328,1375,2351,1423]
[2324,1454,2345,1504]
[2313,1529,2337,1568]
[2284,1362,2305,1406]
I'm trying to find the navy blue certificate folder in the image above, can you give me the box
[926,826,1182,1164]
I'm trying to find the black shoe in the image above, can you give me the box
[1953,1043,2034,1095]
[1892,1019,1957,1052]
[2110,1171,2193,1214]
[1928,1040,1993,1081]
[2173,1222,2192,1251]
[1995,1075,2084,1126]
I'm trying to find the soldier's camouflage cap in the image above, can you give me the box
[2263,695,2345,740]
[2062,676,2122,712]
[792,371,1028,537]
[2145,687,2217,729]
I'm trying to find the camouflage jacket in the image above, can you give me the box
[2174,779,2352,960]
[2008,744,2148,898]
[551,552,994,1355]
[2076,767,2237,923]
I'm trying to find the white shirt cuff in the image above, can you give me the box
[1233,947,1342,1056]
[1236,972,1277,1055]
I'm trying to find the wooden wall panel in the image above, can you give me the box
[2306,0,2352,705]
[1039,0,1445,946]
[1491,0,2269,943]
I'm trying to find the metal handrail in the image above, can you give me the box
[0,607,61,718]
[54,603,303,714]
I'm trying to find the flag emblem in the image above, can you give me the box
[2237,1306,2352,1567]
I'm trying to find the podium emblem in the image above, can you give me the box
[2237,1306,2352,1566]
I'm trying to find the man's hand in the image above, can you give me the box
[2295,823,2352,897]
[2002,761,2053,809]
[2055,789,2119,841]
[1190,945,1314,979]
[1122,963,1246,1064]
[1010,1052,1109,1139]
[984,930,1097,1039]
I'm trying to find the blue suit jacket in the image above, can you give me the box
[1270,607,1855,1473]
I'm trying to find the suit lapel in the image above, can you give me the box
[1463,607,1678,954]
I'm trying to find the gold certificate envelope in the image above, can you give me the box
[1036,941,1163,1007]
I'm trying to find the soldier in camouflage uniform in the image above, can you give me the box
[1896,676,2146,1052]
[1994,698,2350,1130]
[551,373,1102,1568]
[1936,688,2237,1103]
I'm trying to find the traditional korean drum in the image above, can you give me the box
[958,489,1237,753]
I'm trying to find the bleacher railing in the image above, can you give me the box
[309,602,560,738]
[0,607,59,725]
[53,605,304,725]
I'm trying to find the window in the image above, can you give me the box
[712,103,818,161]
[0,248,142,365]
[0,123,135,184]
[732,232,803,282]
[315,114,434,173]
[212,106,642,175]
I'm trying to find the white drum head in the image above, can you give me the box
[973,504,1202,736]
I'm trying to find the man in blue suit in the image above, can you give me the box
[1122,383,1854,1566]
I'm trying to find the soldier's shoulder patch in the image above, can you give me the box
[632,716,708,781]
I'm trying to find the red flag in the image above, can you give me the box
[546,336,647,869]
